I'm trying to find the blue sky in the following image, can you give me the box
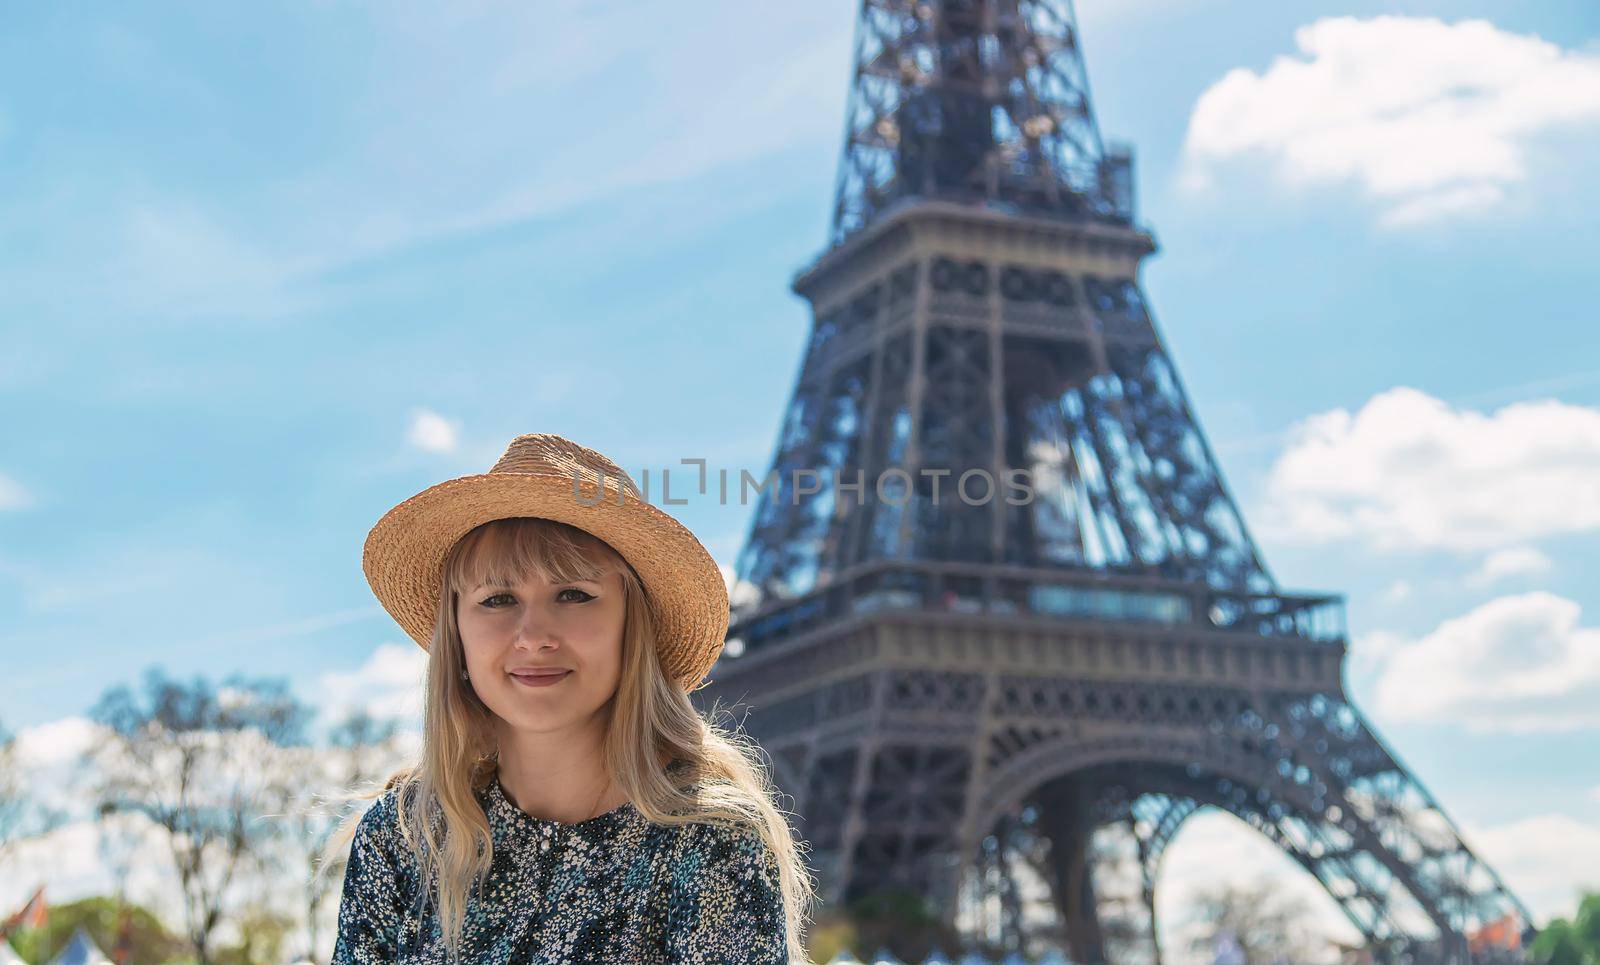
[2,0,1598,942]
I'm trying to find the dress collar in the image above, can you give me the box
[479,772,643,846]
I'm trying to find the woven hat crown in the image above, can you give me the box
[491,434,643,500]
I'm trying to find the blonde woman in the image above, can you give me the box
[325,433,815,963]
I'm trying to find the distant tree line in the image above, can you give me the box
[1,667,407,965]
[1,672,1595,965]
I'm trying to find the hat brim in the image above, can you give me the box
[362,470,729,693]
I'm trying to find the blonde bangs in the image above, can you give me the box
[446,517,628,597]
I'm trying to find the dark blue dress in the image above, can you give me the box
[331,772,789,963]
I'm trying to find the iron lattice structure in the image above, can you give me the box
[695,1,1534,961]
[831,0,1136,244]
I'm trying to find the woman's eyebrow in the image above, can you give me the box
[470,580,522,593]
[472,576,602,590]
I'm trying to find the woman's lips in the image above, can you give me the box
[510,670,572,688]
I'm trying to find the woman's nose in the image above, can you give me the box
[511,605,559,648]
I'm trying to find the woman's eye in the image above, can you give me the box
[479,589,592,607]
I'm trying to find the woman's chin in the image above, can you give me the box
[488,702,588,735]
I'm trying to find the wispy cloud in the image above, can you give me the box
[187,606,386,649]
[322,8,850,270]
[0,471,31,511]
[9,543,237,615]
[112,200,320,322]
[1179,15,1600,227]
[1466,547,1555,588]
[0,2,856,332]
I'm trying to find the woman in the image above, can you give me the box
[324,433,815,963]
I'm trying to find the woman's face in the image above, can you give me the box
[456,564,626,736]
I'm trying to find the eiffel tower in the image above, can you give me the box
[696,1,1533,961]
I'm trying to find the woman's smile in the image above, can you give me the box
[509,668,572,688]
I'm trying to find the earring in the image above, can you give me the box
[460,667,470,683]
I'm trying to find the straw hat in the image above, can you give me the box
[362,433,730,693]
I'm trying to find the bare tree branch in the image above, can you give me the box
[85,667,310,965]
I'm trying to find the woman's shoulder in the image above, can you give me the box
[671,814,780,888]
[369,774,415,819]
[352,777,423,858]
[660,772,774,860]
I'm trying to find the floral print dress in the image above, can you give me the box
[331,771,789,963]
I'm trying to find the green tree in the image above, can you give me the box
[212,906,295,965]
[1532,891,1600,965]
[835,887,964,963]
[7,896,185,965]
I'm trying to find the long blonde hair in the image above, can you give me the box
[319,516,815,962]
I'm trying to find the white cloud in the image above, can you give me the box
[1372,591,1600,733]
[315,642,428,726]
[1259,387,1600,552]
[407,408,460,454]
[1179,16,1600,226]
[1382,183,1506,228]
[0,815,176,921]
[1466,547,1554,587]
[0,471,31,511]
[1465,813,1600,925]
[1350,627,1408,675]
[15,715,99,769]
[13,716,105,818]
